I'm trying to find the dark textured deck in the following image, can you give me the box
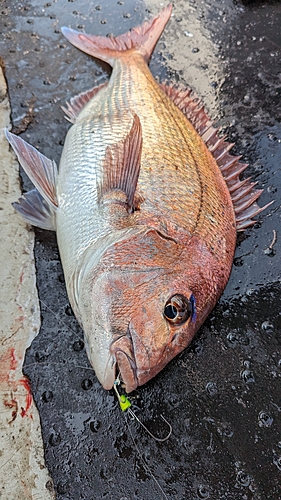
[1,0,280,498]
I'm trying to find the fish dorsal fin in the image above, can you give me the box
[13,188,56,231]
[160,83,272,230]
[98,114,142,211]
[5,130,58,208]
[61,82,108,123]
[61,5,172,66]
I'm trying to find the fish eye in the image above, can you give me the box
[164,294,194,325]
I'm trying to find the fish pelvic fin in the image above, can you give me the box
[13,189,56,230]
[5,129,58,229]
[98,114,142,211]
[159,83,273,231]
[61,4,172,66]
[5,130,58,208]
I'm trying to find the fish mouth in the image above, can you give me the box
[110,327,138,393]
[110,323,169,393]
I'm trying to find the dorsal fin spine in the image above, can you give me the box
[159,82,273,230]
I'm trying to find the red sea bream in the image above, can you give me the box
[5,5,270,392]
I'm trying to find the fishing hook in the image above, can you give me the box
[113,376,172,442]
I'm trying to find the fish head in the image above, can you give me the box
[77,228,230,392]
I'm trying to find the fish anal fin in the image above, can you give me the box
[61,5,172,65]
[99,114,142,211]
[13,189,56,231]
[160,82,273,230]
[5,130,58,208]
[61,82,108,123]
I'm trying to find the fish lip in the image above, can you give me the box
[115,350,137,388]
[110,328,138,392]
[112,324,165,390]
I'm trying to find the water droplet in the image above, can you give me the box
[168,393,180,408]
[222,308,230,317]
[233,256,243,267]
[206,382,218,396]
[73,339,84,352]
[263,247,275,256]
[81,378,93,390]
[45,480,54,492]
[35,351,48,363]
[273,456,281,471]
[191,47,199,53]
[217,422,233,438]
[90,419,101,433]
[65,304,74,316]
[227,330,249,347]
[261,321,274,333]
[49,432,61,446]
[227,331,238,345]
[258,411,273,428]
[197,485,210,498]
[236,470,251,487]
[42,390,53,403]
[57,481,68,494]
[267,133,278,142]
[242,369,255,384]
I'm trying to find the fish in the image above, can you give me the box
[5,5,271,393]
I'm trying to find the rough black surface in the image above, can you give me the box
[1,0,281,499]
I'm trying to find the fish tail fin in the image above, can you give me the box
[61,4,172,66]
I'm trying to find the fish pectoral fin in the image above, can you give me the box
[98,114,142,211]
[13,188,56,230]
[61,82,108,123]
[61,5,172,65]
[5,130,58,209]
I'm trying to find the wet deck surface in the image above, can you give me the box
[1,0,281,498]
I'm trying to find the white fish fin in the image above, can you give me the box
[5,129,58,208]
[61,5,172,65]
[61,82,108,123]
[98,114,142,211]
[159,83,273,231]
[13,188,56,230]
